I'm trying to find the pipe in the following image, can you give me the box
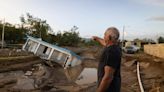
[137,61,145,92]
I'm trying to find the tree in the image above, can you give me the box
[142,38,155,44]
[81,39,100,46]
[56,28,80,46]
[0,22,26,44]
[0,13,82,47]
[20,13,52,41]
[158,36,164,43]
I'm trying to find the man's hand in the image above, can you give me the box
[92,36,106,46]
[92,36,99,41]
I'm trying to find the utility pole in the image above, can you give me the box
[1,18,5,49]
[122,26,125,48]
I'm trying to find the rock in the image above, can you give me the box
[13,75,35,90]
[32,68,35,71]
[124,59,137,67]
[33,64,46,77]
[25,71,33,76]
[34,84,39,88]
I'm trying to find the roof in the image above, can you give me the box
[26,35,80,58]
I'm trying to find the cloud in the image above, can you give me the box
[130,0,164,7]
[147,16,164,21]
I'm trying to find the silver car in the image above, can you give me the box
[123,45,140,54]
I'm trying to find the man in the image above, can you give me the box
[92,27,121,92]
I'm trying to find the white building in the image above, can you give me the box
[22,36,82,68]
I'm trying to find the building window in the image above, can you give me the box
[43,47,48,54]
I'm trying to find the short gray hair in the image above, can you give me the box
[106,27,120,41]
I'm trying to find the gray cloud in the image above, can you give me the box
[129,0,164,7]
[147,16,164,21]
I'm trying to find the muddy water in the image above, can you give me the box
[65,65,97,85]
[75,68,97,85]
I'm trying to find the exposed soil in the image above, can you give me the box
[0,47,163,92]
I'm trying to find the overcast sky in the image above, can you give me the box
[0,0,164,40]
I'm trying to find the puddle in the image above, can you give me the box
[65,65,97,85]
[75,68,97,85]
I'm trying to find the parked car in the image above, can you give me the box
[123,45,140,54]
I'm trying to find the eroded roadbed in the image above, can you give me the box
[0,48,164,92]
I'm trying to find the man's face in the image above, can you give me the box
[104,30,110,44]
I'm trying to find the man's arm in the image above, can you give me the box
[97,66,115,92]
[92,36,106,46]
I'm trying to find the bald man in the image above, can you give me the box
[93,27,121,92]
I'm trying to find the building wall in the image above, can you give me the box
[125,41,133,47]
[50,50,68,65]
[125,41,141,48]
[144,44,164,59]
[36,44,46,55]
[23,36,82,67]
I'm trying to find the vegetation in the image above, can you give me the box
[80,39,100,46]
[0,13,84,47]
[55,30,80,46]
[0,22,27,44]
[157,36,164,43]
[20,13,52,41]
[2,13,163,47]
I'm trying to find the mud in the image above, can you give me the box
[0,47,163,92]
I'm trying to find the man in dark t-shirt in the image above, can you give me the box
[92,27,121,92]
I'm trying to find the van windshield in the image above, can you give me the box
[126,46,133,49]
